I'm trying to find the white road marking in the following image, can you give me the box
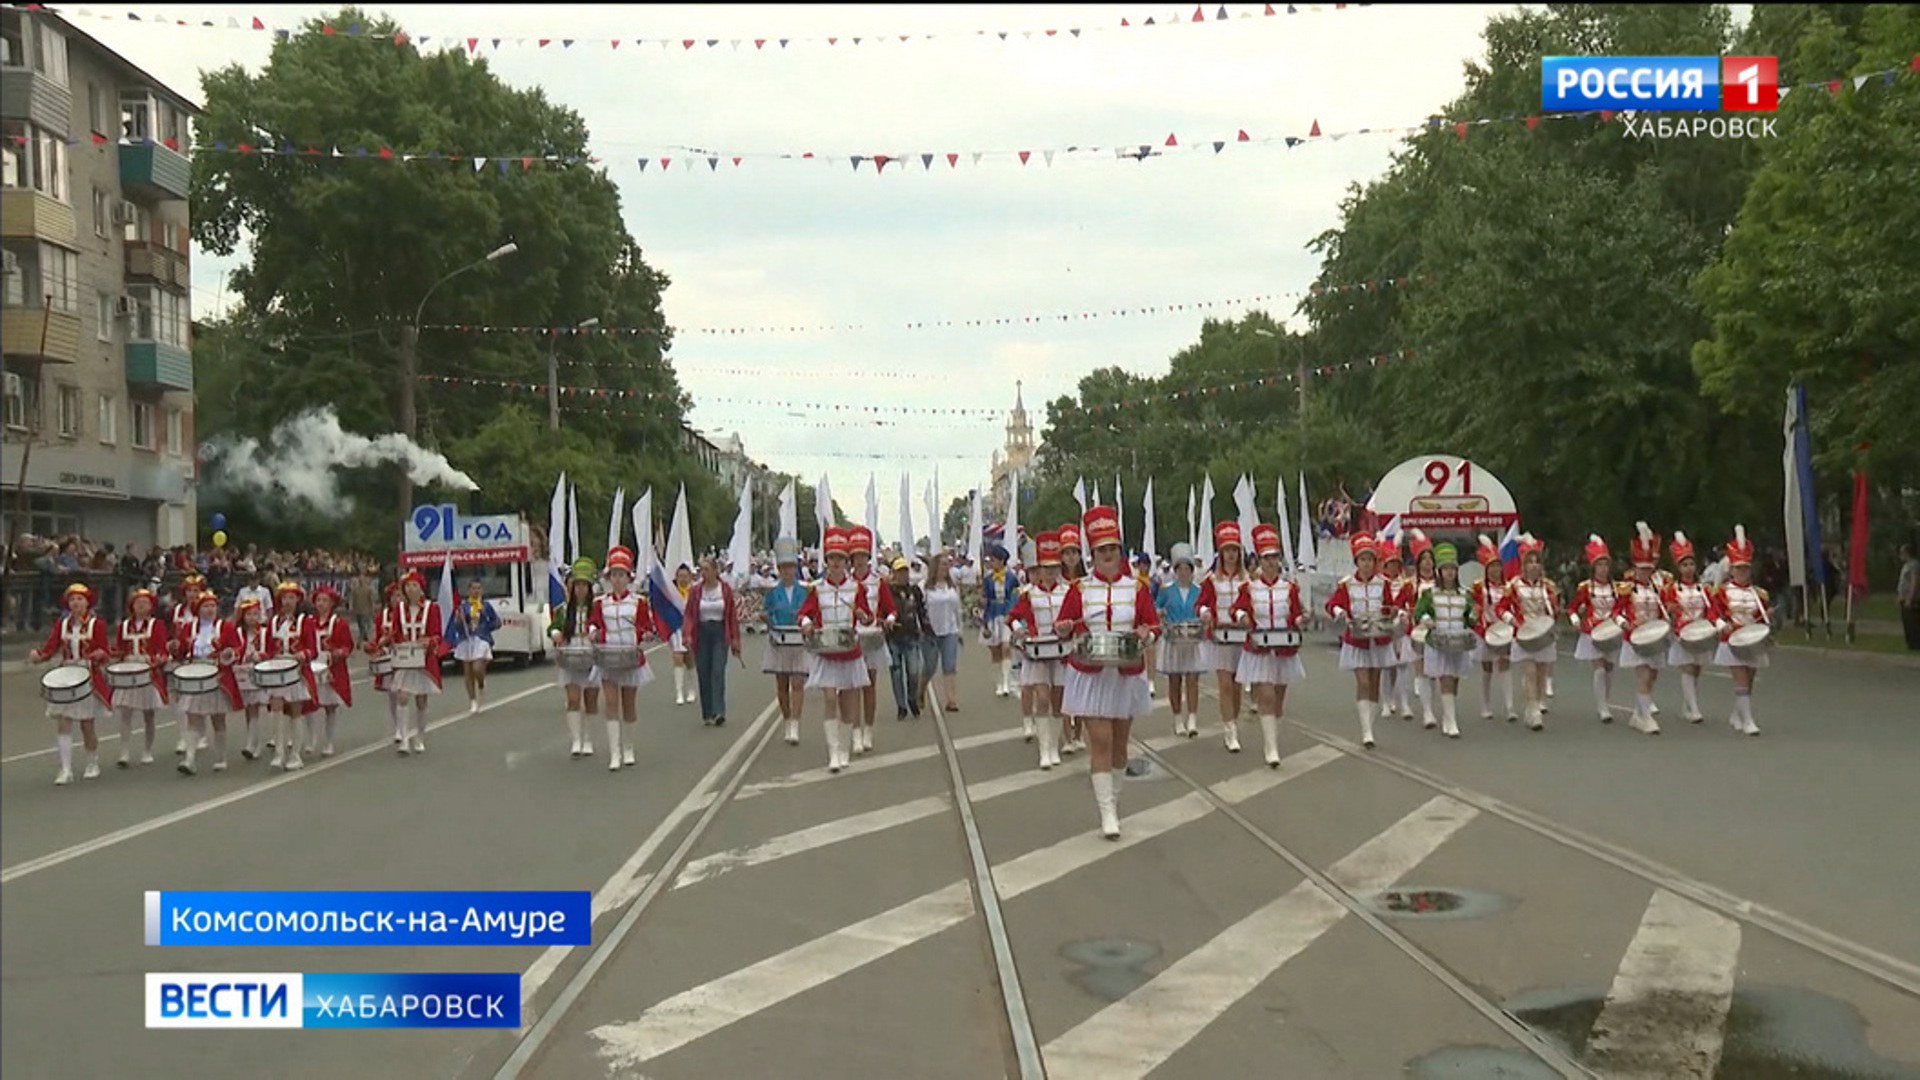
[517,701,778,1012]
[730,727,1027,801]
[0,681,552,883]
[1042,795,1479,1080]
[1585,888,1742,1080]
[1,673,376,764]
[588,744,1342,1071]
[674,734,1189,891]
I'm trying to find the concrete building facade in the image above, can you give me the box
[2,8,197,550]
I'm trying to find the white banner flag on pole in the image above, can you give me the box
[864,474,881,560]
[1114,472,1125,547]
[1198,474,1216,565]
[1234,475,1258,556]
[727,475,753,583]
[1276,475,1296,573]
[631,488,656,576]
[1297,474,1317,572]
[1141,477,1158,561]
[923,478,938,552]
[1006,470,1024,568]
[545,472,568,607]
[966,489,984,569]
[778,480,798,541]
[566,482,581,569]
[1186,483,1197,551]
[898,471,914,557]
[814,473,834,545]
[665,483,692,575]
[606,486,627,556]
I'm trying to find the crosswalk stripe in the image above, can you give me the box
[674,735,1190,891]
[589,745,1343,1071]
[1585,888,1741,1079]
[1042,795,1479,1079]
[731,727,1026,801]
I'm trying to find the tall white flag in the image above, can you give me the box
[1297,474,1317,571]
[545,472,568,607]
[1142,477,1158,561]
[606,486,627,556]
[1198,474,1217,565]
[1186,483,1197,551]
[897,471,914,556]
[631,488,656,575]
[922,478,938,552]
[932,464,941,547]
[1071,476,1089,561]
[1783,387,1808,590]
[1276,475,1296,573]
[778,480,798,541]
[566,482,581,568]
[966,488,984,567]
[727,475,753,584]
[1092,478,1102,507]
[665,483,693,575]
[1005,470,1024,568]
[814,473,834,545]
[1235,474,1258,553]
[1114,472,1125,548]
[863,474,881,560]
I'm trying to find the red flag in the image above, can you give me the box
[1847,463,1870,596]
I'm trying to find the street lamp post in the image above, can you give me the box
[549,317,600,431]
[397,241,518,520]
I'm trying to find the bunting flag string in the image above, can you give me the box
[17,3,1371,52]
[416,374,1003,415]
[31,59,1911,177]
[1059,348,1420,419]
[426,276,1418,338]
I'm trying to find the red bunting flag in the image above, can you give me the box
[1308,119,1321,137]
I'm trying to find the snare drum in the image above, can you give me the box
[594,644,639,672]
[1430,629,1478,654]
[105,660,153,691]
[554,643,598,672]
[1677,620,1720,656]
[1482,622,1516,650]
[368,651,395,676]
[1022,635,1073,662]
[1516,615,1558,650]
[1410,625,1431,649]
[308,657,334,680]
[389,642,428,670]
[769,627,806,648]
[40,664,96,705]
[808,626,860,654]
[1164,622,1204,643]
[1728,623,1773,663]
[1629,620,1671,657]
[1251,628,1302,649]
[1587,620,1625,653]
[250,657,303,690]
[1209,626,1249,646]
[170,662,223,696]
[1076,631,1144,668]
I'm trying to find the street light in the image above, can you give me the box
[549,317,600,431]
[1254,327,1307,451]
[397,241,518,519]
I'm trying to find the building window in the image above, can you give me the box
[88,82,112,136]
[28,243,80,314]
[55,383,80,438]
[165,406,184,455]
[125,284,187,347]
[3,367,33,431]
[130,400,155,449]
[97,393,116,445]
[1,12,68,82]
[92,187,110,238]
[96,291,113,341]
[122,201,150,245]
[1,246,21,306]
[0,120,66,202]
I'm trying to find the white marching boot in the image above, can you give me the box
[673,667,688,706]
[784,719,801,745]
[566,710,584,757]
[838,721,857,768]
[1223,719,1242,754]
[1021,714,1035,742]
[606,720,623,771]
[1419,677,1437,729]
[1037,722,1058,770]
[1358,700,1377,749]
[1260,715,1282,767]
[1091,771,1120,839]
[823,720,843,772]
[1185,713,1200,738]
[1441,694,1460,739]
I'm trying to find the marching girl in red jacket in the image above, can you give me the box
[1325,534,1401,749]
[844,525,897,757]
[588,546,657,773]
[170,592,244,776]
[798,527,875,775]
[1194,521,1251,753]
[1228,523,1306,768]
[168,573,207,757]
[232,598,276,763]
[365,580,402,743]
[111,587,172,769]
[269,581,319,767]
[386,570,448,757]
[1568,535,1629,725]
[308,585,355,757]
[29,582,113,785]
[1659,532,1714,725]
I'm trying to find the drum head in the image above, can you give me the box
[106,661,149,676]
[175,662,219,679]
[43,665,93,689]
[255,658,298,673]
[1729,624,1771,647]
[1630,621,1670,646]
[1680,621,1719,642]
[1484,623,1515,648]
[1589,621,1623,644]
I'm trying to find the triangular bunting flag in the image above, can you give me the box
[921,152,934,169]
[946,152,959,167]
[1309,119,1322,137]
[1019,150,1031,164]
[1212,140,1224,152]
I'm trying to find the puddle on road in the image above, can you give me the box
[1060,937,1161,1002]
[1123,756,1174,781]
[1416,983,1920,1079]
[1360,886,1514,921]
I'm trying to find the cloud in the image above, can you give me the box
[88,2,1516,541]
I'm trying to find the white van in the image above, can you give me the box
[400,505,551,665]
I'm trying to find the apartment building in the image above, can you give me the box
[2,8,197,549]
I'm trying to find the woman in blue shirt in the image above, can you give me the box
[761,541,812,747]
[446,577,502,714]
[1155,543,1206,738]
[979,545,1019,699]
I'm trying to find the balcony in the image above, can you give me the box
[124,242,189,289]
[0,189,76,244]
[0,68,72,134]
[119,141,192,202]
[125,340,193,393]
[0,304,81,363]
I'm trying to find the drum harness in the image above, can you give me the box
[59,615,98,664]
[120,618,155,663]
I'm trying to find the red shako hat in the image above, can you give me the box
[1476,534,1499,566]
[847,525,873,558]
[606,545,635,574]
[1083,506,1122,550]
[1377,534,1404,566]
[823,527,851,559]
[1251,523,1283,558]
[1725,525,1754,567]
[1408,529,1433,561]
[1035,530,1063,567]
[1213,521,1243,551]
[1629,522,1661,568]
[1584,534,1610,566]
[1669,531,1696,564]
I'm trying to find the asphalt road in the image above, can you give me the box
[2,635,1916,1079]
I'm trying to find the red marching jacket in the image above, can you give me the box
[112,616,173,703]
[1229,575,1304,657]
[796,576,874,663]
[171,618,245,711]
[309,612,356,706]
[273,611,321,711]
[1568,579,1630,634]
[1054,569,1161,676]
[384,600,450,690]
[38,614,113,707]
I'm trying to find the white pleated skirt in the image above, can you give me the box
[1339,642,1400,670]
[1510,640,1558,665]
[387,669,440,696]
[1666,640,1709,668]
[1616,644,1665,670]
[860,634,893,670]
[762,641,811,676]
[179,689,231,717]
[271,680,311,705]
[1396,637,1417,664]
[240,683,270,708]
[556,666,601,690]
[47,695,111,722]
[1573,633,1618,662]
[1020,658,1066,688]
[453,638,493,663]
[1236,650,1305,686]
[316,677,347,709]
[600,664,655,690]
[1422,646,1474,679]
[1062,666,1152,719]
[1714,643,1770,670]
[1204,642,1241,672]
[807,656,871,691]
[1158,639,1207,675]
[112,684,166,712]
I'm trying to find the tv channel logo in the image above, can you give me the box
[146,972,521,1029]
[1541,56,1778,112]
[145,973,302,1029]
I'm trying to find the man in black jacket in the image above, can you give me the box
[885,557,933,719]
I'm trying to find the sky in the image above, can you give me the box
[72,2,1525,543]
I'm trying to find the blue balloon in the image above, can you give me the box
[209,512,227,530]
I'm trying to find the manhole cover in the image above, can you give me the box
[1061,937,1162,1002]
[1361,886,1513,921]
[1123,756,1172,780]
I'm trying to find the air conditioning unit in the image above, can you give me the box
[113,295,137,316]
[3,372,20,397]
[113,201,137,226]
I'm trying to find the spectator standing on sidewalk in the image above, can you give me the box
[347,569,379,644]
[1898,544,1920,651]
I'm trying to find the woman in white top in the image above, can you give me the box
[921,553,964,713]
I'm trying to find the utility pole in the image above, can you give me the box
[548,317,600,431]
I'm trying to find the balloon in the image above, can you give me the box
[209,512,227,530]
[212,530,228,548]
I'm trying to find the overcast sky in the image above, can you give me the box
[77,2,1524,540]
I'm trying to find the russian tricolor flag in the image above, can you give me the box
[1497,522,1523,580]
[647,562,685,641]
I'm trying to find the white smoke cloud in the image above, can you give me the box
[202,407,478,511]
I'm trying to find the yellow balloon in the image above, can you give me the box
[212,530,228,548]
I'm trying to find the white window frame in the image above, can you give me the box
[120,93,152,143]
[122,201,150,245]
[124,283,186,347]
[91,187,109,238]
[130,400,155,450]
[95,290,113,341]
[0,119,65,202]
[97,392,116,445]
[54,382,80,439]
[1,243,23,306]
[34,243,79,314]
[87,81,111,136]
[2,368,31,431]
[165,406,184,456]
